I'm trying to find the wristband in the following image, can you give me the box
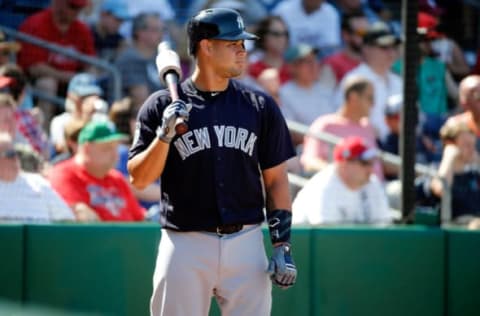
[267,209,292,244]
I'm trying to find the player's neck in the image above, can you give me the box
[191,66,229,92]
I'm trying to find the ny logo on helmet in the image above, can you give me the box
[237,16,244,30]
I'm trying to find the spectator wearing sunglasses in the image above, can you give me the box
[0,132,75,223]
[417,120,480,229]
[334,21,402,142]
[248,15,291,85]
[322,10,369,85]
[301,75,384,180]
[293,136,394,225]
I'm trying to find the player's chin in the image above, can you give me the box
[228,66,244,78]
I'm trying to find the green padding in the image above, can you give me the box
[24,224,161,316]
[446,228,480,316]
[0,224,23,301]
[209,227,312,316]
[311,226,444,316]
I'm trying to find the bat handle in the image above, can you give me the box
[165,72,188,136]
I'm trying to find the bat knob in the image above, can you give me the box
[175,119,188,135]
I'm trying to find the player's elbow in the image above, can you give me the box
[127,167,149,190]
[129,175,150,190]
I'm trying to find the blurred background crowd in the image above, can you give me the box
[1,0,480,228]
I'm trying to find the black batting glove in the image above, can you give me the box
[267,243,297,289]
[157,100,191,143]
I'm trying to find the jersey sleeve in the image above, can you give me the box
[128,91,169,159]
[258,95,296,170]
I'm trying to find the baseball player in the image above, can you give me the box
[127,8,297,316]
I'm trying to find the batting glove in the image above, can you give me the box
[268,243,297,289]
[157,100,191,143]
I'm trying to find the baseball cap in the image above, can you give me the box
[101,0,131,20]
[333,136,378,162]
[68,73,103,97]
[284,44,318,63]
[78,121,129,144]
[363,22,401,47]
[68,0,88,8]
[417,12,443,39]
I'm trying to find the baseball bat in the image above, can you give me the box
[156,42,188,135]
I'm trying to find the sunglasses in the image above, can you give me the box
[266,30,289,37]
[0,148,18,159]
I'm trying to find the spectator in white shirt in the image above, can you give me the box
[0,132,75,223]
[273,0,341,57]
[293,136,395,225]
[280,43,336,145]
[335,21,402,141]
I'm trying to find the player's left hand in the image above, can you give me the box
[157,100,191,143]
[268,243,297,289]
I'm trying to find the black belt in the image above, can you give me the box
[204,224,243,235]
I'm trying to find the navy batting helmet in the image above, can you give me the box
[187,8,258,56]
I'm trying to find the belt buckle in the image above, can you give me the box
[215,224,242,236]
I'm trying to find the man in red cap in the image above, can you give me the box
[293,136,395,225]
[17,0,96,124]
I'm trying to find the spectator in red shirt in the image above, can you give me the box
[322,10,369,85]
[48,120,146,222]
[17,0,96,124]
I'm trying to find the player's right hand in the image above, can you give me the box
[157,100,191,143]
[268,243,297,289]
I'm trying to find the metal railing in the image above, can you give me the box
[285,119,452,224]
[0,25,122,103]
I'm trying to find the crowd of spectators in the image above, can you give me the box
[1,0,480,228]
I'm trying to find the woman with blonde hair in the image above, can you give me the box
[426,120,480,228]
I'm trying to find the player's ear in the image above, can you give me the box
[199,39,213,56]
